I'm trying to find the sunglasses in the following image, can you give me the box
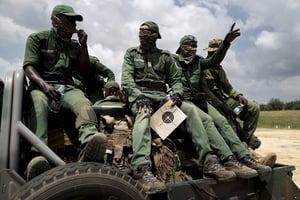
[139,29,155,35]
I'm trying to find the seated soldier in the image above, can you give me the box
[94,81,132,168]
[173,34,271,181]
[73,55,115,104]
[202,38,261,150]
[22,5,107,181]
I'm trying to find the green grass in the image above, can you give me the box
[258,110,300,129]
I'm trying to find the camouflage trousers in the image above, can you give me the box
[180,101,234,163]
[226,97,261,149]
[207,103,249,160]
[26,86,98,148]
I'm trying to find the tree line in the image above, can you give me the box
[259,98,300,111]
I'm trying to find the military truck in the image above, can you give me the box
[0,69,299,200]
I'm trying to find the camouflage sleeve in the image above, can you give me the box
[121,48,143,104]
[23,33,41,69]
[219,67,241,98]
[93,58,115,81]
[164,51,183,96]
[199,42,230,70]
[199,72,223,107]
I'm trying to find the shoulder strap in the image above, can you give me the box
[182,70,196,96]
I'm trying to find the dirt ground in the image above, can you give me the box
[255,128,300,188]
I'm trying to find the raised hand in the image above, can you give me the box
[224,22,240,44]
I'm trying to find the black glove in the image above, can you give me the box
[218,103,236,117]
[136,95,153,113]
[170,93,183,107]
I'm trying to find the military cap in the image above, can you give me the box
[140,21,161,39]
[89,55,99,64]
[51,5,83,21]
[104,81,120,90]
[176,35,197,54]
[203,38,223,52]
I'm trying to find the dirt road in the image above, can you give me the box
[255,128,300,188]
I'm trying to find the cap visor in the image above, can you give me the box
[158,33,162,39]
[203,47,218,52]
[64,12,83,21]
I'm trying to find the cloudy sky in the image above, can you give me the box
[0,0,299,104]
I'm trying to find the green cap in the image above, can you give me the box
[104,81,120,90]
[203,38,223,52]
[51,5,83,21]
[89,55,99,65]
[140,21,161,39]
[176,35,197,54]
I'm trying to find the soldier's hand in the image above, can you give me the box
[39,81,61,101]
[218,103,237,117]
[170,93,183,107]
[224,23,240,44]
[238,94,248,105]
[136,95,153,113]
[77,29,88,46]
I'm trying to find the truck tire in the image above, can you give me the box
[12,162,149,200]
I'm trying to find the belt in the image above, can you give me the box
[137,86,165,92]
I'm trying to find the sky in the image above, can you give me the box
[0,0,299,104]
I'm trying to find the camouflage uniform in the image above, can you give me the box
[174,53,250,161]
[94,82,132,168]
[122,21,185,192]
[23,6,100,148]
[74,56,115,104]
[173,36,250,161]
[122,46,183,168]
[202,38,261,149]
[174,35,271,178]
[94,81,123,108]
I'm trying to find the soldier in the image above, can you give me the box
[173,34,272,177]
[94,81,122,107]
[73,55,115,104]
[94,81,133,168]
[202,38,261,150]
[23,5,107,180]
[122,21,246,193]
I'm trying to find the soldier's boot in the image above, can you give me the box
[133,161,166,194]
[25,156,51,181]
[78,132,107,163]
[203,154,236,181]
[258,152,277,167]
[248,148,277,167]
[240,155,272,176]
[223,155,258,179]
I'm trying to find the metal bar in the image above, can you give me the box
[9,70,23,171]
[17,122,65,166]
[0,70,14,169]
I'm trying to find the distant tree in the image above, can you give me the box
[259,103,267,111]
[284,99,300,110]
[267,98,284,110]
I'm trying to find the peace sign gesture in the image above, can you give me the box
[224,22,240,43]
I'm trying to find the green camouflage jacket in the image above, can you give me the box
[121,47,183,105]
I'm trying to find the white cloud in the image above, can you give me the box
[255,31,280,50]
[0,16,33,47]
[0,0,299,103]
[0,57,22,80]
